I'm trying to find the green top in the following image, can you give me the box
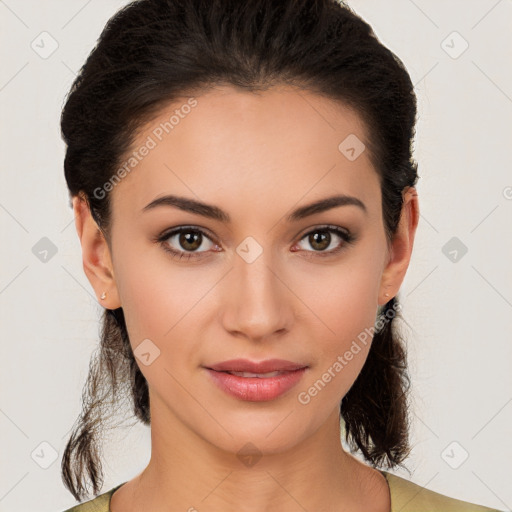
[61,470,504,512]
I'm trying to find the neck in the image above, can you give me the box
[122,398,386,512]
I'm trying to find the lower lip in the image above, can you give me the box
[205,368,307,401]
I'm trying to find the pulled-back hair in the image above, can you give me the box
[61,0,419,501]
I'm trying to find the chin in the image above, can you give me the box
[198,413,315,460]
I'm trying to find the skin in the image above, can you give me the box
[73,84,419,512]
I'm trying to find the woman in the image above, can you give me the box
[59,0,502,510]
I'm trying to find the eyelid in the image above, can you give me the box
[296,223,351,240]
[156,225,217,244]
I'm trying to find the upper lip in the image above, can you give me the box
[206,358,308,373]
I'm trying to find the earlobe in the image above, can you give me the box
[72,195,122,309]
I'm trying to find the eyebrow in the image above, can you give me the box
[141,193,367,222]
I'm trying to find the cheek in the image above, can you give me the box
[112,261,191,395]
[305,255,381,338]
[110,242,175,358]
[112,248,217,368]
[299,253,382,395]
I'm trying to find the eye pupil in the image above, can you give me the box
[309,230,330,251]
[180,231,201,250]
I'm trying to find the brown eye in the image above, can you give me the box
[178,231,203,251]
[308,230,331,251]
[157,226,218,260]
[295,226,354,257]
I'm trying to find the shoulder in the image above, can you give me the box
[382,471,504,512]
[60,482,126,512]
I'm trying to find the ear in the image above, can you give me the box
[378,186,420,305]
[72,194,122,309]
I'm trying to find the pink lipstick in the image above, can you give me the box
[204,358,308,401]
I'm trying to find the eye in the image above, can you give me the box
[154,224,355,262]
[155,226,220,261]
[294,225,355,258]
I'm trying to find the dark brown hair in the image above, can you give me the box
[61,0,419,501]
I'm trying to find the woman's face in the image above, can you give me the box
[101,84,412,456]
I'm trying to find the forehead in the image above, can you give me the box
[109,84,379,221]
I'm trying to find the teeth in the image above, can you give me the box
[227,370,283,378]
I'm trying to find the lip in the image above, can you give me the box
[206,358,307,373]
[204,359,308,402]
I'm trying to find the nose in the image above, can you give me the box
[219,248,293,343]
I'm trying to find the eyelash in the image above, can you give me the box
[154,225,356,261]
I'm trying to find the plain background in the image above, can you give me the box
[0,1,511,511]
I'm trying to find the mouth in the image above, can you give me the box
[203,359,308,401]
[205,358,308,374]
[217,370,289,378]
